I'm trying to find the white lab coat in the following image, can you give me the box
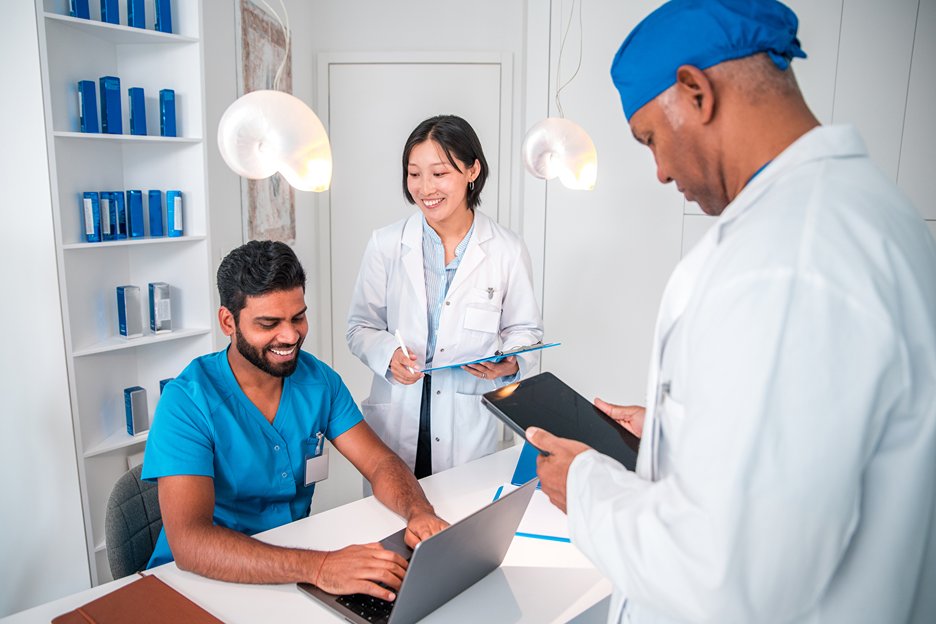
[566,126,936,623]
[347,210,543,473]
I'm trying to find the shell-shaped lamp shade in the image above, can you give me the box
[217,90,332,192]
[521,117,597,190]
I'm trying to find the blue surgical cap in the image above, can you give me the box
[611,0,806,120]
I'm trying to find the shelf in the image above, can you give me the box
[44,13,198,44]
[84,429,148,459]
[73,327,211,358]
[40,0,210,587]
[64,235,206,251]
[53,131,202,144]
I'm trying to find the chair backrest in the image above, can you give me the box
[105,464,162,579]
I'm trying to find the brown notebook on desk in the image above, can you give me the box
[52,574,223,623]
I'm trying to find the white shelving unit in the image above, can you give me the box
[35,0,212,584]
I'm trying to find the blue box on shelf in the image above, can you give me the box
[99,192,115,241]
[159,378,174,395]
[148,282,172,333]
[159,89,176,137]
[116,285,143,338]
[126,190,145,238]
[124,386,149,435]
[69,0,90,19]
[166,190,183,237]
[148,190,164,236]
[81,192,101,243]
[99,76,122,135]
[128,87,146,135]
[155,0,172,33]
[127,0,145,28]
[112,191,128,239]
[100,0,120,25]
[77,81,98,133]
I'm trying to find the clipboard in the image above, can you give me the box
[420,341,560,373]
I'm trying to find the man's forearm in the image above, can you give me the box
[169,523,325,584]
[370,454,435,520]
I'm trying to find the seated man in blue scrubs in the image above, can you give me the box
[143,240,447,603]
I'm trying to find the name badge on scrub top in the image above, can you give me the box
[304,431,329,486]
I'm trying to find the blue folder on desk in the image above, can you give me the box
[420,342,560,373]
[511,441,541,486]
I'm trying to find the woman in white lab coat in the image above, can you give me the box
[347,115,543,477]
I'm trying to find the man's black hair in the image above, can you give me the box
[402,114,489,210]
[217,240,306,322]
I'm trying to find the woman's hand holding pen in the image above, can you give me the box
[463,355,518,380]
[390,348,423,385]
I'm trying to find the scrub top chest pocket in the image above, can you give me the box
[303,432,329,486]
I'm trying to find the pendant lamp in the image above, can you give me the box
[216,0,332,192]
[522,0,597,190]
[522,117,597,190]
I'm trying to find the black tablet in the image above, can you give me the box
[482,371,640,470]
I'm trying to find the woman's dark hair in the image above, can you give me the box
[216,240,306,322]
[402,115,489,210]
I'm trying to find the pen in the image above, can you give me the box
[394,329,416,374]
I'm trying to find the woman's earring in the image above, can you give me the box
[469,180,475,191]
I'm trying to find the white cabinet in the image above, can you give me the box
[35,0,211,584]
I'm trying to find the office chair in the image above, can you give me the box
[105,464,162,579]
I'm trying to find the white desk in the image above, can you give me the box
[4,447,611,623]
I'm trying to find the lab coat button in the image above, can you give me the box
[435,437,440,442]
[274,445,280,451]
[281,472,288,478]
[436,390,441,395]
[445,301,451,306]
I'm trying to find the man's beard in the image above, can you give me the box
[234,325,302,378]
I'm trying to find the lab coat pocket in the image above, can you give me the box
[463,305,500,333]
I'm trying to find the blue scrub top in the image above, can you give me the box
[141,347,363,568]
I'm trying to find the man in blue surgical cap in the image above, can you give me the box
[529,1,936,622]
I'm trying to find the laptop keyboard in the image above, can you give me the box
[336,592,394,623]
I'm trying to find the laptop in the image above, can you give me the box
[482,371,640,470]
[298,477,538,624]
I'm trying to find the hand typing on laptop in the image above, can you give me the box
[404,509,450,549]
[312,543,410,602]
[299,479,538,624]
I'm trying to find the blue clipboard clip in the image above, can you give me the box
[420,341,561,373]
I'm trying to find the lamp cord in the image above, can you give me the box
[254,0,291,92]
[555,0,584,119]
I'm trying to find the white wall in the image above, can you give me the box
[534,0,686,405]
[0,3,90,618]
